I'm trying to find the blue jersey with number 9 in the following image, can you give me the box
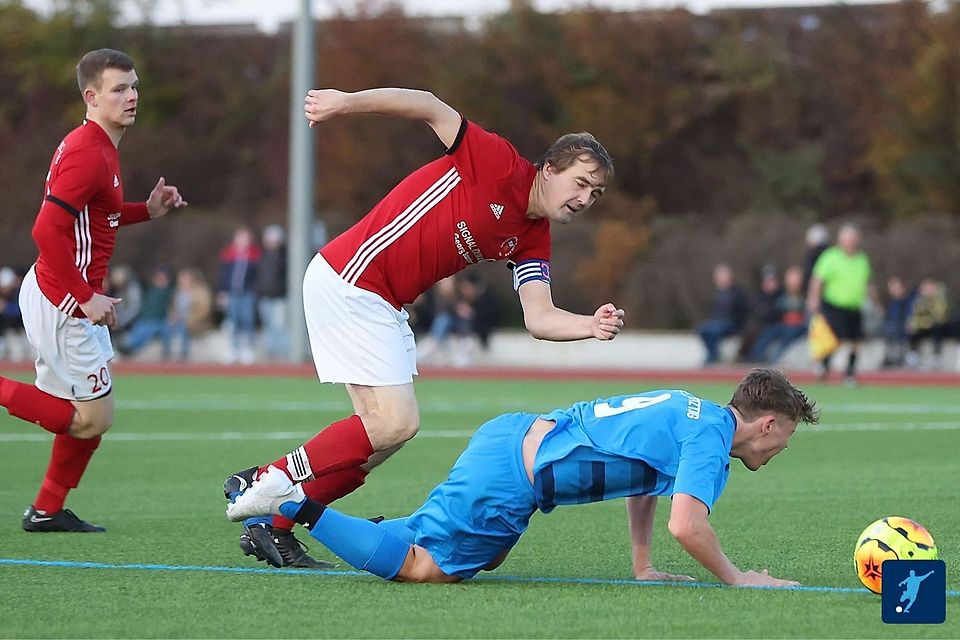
[533,390,735,513]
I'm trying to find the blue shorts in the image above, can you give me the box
[405,412,538,579]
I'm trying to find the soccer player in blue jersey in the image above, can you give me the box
[227,369,818,587]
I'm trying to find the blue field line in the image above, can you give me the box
[1,557,957,596]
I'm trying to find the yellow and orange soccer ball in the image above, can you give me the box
[854,516,939,594]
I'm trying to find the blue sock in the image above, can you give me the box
[305,508,411,580]
[378,517,417,545]
[278,498,311,522]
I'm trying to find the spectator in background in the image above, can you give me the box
[807,224,874,384]
[167,268,213,361]
[905,279,951,370]
[417,277,461,365]
[738,265,781,362]
[105,264,142,340]
[748,265,807,364]
[697,264,749,366]
[218,226,261,365]
[119,266,174,358]
[457,274,500,351]
[881,276,912,369]
[407,290,435,338]
[0,267,27,361]
[429,276,460,345]
[0,267,23,331]
[255,224,288,361]
[801,223,830,296]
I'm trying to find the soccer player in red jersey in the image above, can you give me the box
[225,87,623,567]
[0,49,186,532]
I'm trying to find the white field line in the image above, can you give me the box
[1,422,959,443]
[0,430,476,442]
[106,399,960,415]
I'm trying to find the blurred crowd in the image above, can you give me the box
[408,273,501,368]
[3,221,958,370]
[0,223,502,366]
[0,224,283,364]
[695,223,960,372]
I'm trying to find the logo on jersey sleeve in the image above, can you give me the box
[108,212,121,228]
[113,175,120,188]
[489,203,504,219]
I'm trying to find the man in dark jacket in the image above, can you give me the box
[697,264,749,365]
[255,225,288,361]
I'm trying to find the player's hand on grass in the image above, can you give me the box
[80,293,121,327]
[147,177,187,219]
[634,566,696,582]
[592,303,625,340]
[304,89,349,127]
[732,569,800,588]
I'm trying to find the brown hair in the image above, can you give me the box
[536,132,614,180]
[76,49,135,92]
[730,368,819,425]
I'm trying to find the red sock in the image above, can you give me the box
[262,415,373,483]
[0,376,74,435]
[272,465,369,531]
[33,434,102,513]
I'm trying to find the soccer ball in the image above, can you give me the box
[854,516,938,594]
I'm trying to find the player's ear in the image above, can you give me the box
[760,415,776,435]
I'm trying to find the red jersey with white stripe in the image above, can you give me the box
[31,120,150,318]
[320,120,551,309]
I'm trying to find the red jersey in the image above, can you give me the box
[31,120,150,318]
[320,120,551,309]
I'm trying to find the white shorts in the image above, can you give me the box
[19,266,114,401]
[303,254,417,386]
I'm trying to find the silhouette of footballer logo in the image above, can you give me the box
[895,569,933,614]
[881,560,946,624]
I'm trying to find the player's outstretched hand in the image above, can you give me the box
[80,293,121,327]
[592,303,625,340]
[634,566,696,582]
[147,177,188,219]
[304,89,349,128]
[732,569,800,588]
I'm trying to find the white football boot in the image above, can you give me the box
[226,465,306,522]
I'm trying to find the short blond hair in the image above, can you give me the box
[730,369,819,425]
[537,132,614,180]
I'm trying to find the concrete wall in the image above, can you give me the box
[7,325,956,373]
[412,331,958,373]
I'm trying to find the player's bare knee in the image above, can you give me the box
[393,411,420,443]
[68,415,111,438]
[68,399,114,438]
[405,562,457,584]
[363,410,419,449]
[393,546,458,584]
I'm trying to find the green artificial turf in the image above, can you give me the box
[1,372,957,638]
